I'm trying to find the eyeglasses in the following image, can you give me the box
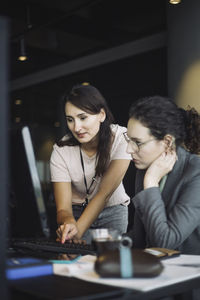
[123,132,156,152]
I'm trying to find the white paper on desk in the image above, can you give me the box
[53,255,96,277]
[162,254,200,266]
[53,254,200,292]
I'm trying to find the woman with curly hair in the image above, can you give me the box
[50,83,131,243]
[124,95,200,254]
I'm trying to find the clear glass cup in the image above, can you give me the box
[90,228,122,256]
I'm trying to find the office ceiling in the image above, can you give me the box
[5,0,167,80]
[2,0,168,131]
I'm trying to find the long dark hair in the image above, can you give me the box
[129,95,200,154]
[57,83,114,176]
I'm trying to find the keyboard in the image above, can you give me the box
[10,238,96,256]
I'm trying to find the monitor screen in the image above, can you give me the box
[8,126,50,239]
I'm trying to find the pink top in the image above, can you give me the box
[50,124,131,207]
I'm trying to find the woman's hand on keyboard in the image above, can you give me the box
[56,223,79,244]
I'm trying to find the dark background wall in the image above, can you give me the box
[167,0,200,113]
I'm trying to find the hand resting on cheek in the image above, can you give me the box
[144,150,177,189]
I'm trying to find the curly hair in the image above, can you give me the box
[183,106,200,154]
[57,83,114,176]
[129,95,200,155]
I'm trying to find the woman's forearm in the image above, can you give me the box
[57,209,76,226]
[76,193,108,237]
[77,160,130,237]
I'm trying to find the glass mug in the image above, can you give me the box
[91,228,134,277]
[90,228,122,255]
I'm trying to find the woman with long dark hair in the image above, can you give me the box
[50,83,131,243]
[124,95,200,254]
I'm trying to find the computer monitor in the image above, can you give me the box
[8,126,50,239]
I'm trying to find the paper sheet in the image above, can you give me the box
[53,254,200,292]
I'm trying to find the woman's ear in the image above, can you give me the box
[163,134,175,150]
[99,108,106,123]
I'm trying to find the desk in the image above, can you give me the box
[9,274,200,300]
[9,254,200,300]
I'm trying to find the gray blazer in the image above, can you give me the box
[129,147,200,254]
